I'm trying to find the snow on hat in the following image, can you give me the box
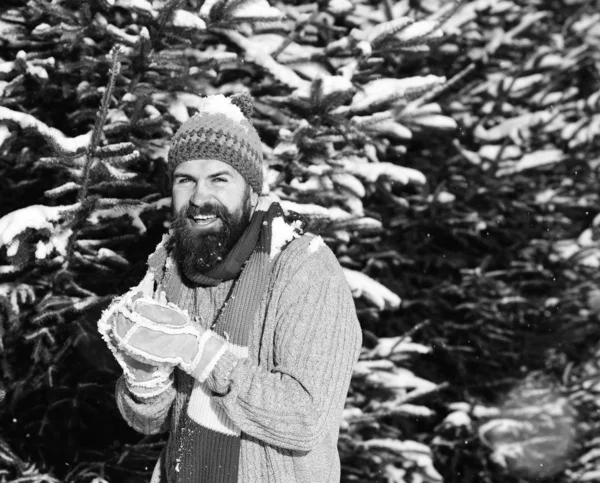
[168,92,263,193]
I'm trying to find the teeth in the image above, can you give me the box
[193,215,216,220]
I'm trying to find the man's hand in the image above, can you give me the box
[119,353,173,399]
[111,298,227,382]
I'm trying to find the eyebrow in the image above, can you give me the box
[209,170,233,178]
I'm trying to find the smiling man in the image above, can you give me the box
[98,93,362,483]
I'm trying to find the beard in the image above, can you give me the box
[172,190,253,277]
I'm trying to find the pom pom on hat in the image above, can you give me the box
[168,92,263,193]
[230,92,254,119]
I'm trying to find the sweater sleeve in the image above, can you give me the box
[204,237,362,451]
[115,375,176,435]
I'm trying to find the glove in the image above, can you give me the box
[111,298,227,383]
[98,283,174,400]
[119,352,174,399]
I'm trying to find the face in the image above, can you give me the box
[171,159,258,276]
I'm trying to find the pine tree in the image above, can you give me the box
[1,0,600,482]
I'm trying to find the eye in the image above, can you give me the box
[213,177,228,183]
[175,176,193,184]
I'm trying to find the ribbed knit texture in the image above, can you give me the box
[115,233,363,483]
[173,203,279,483]
[168,94,264,194]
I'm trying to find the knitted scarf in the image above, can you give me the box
[148,200,285,483]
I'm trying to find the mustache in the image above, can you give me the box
[183,203,227,220]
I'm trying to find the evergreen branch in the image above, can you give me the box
[94,198,145,208]
[434,0,467,29]
[101,151,141,166]
[367,17,415,47]
[45,182,81,199]
[155,0,186,43]
[411,62,477,107]
[215,29,309,90]
[96,142,136,158]
[0,107,92,156]
[272,10,320,60]
[78,46,122,204]
[225,15,285,25]
[88,181,155,192]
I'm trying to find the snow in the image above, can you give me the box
[199,0,219,17]
[352,113,413,140]
[194,94,246,124]
[113,0,157,18]
[364,17,414,43]
[270,216,302,259]
[232,0,283,18]
[6,241,19,257]
[172,10,206,30]
[443,411,472,427]
[106,24,141,46]
[35,229,72,260]
[307,236,325,254]
[431,191,455,204]
[0,124,10,148]
[221,31,309,90]
[166,97,188,123]
[292,75,354,101]
[0,106,92,153]
[0,204,77,252]
[479,144,522,161]
[327,0,354,15]
[362,438,443,481]
[343,268,401,310]
[395,21,442,42]
[280,200,341,219]
[365,368,438,392]
[35,241,50,259]
[371,336,431,357]
[349,75,446,112]
[496,149,565,177]
[331,173,365,198]
[342,158,427,185]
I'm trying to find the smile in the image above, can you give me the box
[189,215,219,227]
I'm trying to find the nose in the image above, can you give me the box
[189,181,212,207]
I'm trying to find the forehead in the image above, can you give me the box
[173,159,238,177]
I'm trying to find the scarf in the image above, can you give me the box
[148,200,288,483]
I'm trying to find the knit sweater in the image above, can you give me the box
[115,233,362,483]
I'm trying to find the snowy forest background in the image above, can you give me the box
[1,0,600,481]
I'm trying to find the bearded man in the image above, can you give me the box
[98,93,362,483]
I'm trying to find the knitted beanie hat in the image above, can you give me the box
[168,92,263,193]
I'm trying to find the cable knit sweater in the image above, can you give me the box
[115,233,362,483]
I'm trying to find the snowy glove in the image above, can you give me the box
[111,298,227,383]
[119,353,174,399]
[98,283,174,400]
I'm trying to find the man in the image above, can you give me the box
[98,92,362,483]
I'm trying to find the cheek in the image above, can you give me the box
[172,188,191,214]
